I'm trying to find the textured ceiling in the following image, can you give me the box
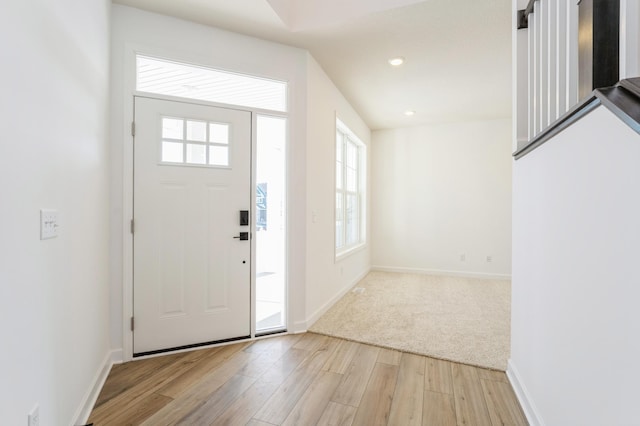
[113,0,512,130]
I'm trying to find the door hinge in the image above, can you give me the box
[131,121,136,137]
[130,219,135,234]
[130,316,135,331]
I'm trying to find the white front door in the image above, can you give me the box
[133,96,251,355]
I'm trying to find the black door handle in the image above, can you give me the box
[233,232,249,241]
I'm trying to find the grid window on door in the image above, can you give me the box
[161,117,230,167]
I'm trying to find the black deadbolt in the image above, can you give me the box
[239,210,249,226]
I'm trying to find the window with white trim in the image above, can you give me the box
[160,116,231,167]
[336,119,366,256]
[137,55,287,112]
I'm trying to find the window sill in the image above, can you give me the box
[335,243,367,263]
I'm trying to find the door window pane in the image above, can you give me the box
[186,144,206,164]
[210,123,229,144]
[162,141,183,163]
[162,118,183,139]
[186,120,207,142]
[159,115,232,168]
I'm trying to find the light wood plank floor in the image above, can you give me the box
[89,333,527,426]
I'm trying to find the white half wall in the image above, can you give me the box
[511,106,640,425]
[371,119,512,278]
[0,1,111,425]
[304,54,372,329]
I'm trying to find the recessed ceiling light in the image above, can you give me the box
[404,110,415,116]
[388,57,405,66]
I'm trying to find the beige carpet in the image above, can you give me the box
[309,271,511,371]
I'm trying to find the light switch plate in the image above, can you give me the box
[40,209,58,240]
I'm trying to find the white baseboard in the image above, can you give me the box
[304,268,371,330]
[111,348,124,365]
[371,265,511,280]
[291,321,308,334]
[507,359,544,426]
[72,350,117,425]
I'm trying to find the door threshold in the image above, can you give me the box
[255,328,288,338]
[133,334,251,358]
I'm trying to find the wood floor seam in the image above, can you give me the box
[329,399,359,409]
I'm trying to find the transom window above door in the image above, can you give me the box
[137,55,288,112]
[161,116,231,167]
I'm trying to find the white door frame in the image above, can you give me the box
[132,96,253,354]
[120,46,289,361]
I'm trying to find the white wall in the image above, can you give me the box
[0,1,111,425]
[510,106,640,425]
[371,120,512,278]
[110,6,370,351]
[304,55,372,328]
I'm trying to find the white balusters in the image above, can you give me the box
[548,0,557,123]
[528,3,537,140]
[520,0,581,141]
[567,1,579,109]
[515,5,530,146]
[539,0,549,131]
[556,1,568,116]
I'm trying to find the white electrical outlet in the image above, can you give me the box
[460,253,466,262]
[486,255,493,263]
[40,209,58,240]
[28,405,40,426]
